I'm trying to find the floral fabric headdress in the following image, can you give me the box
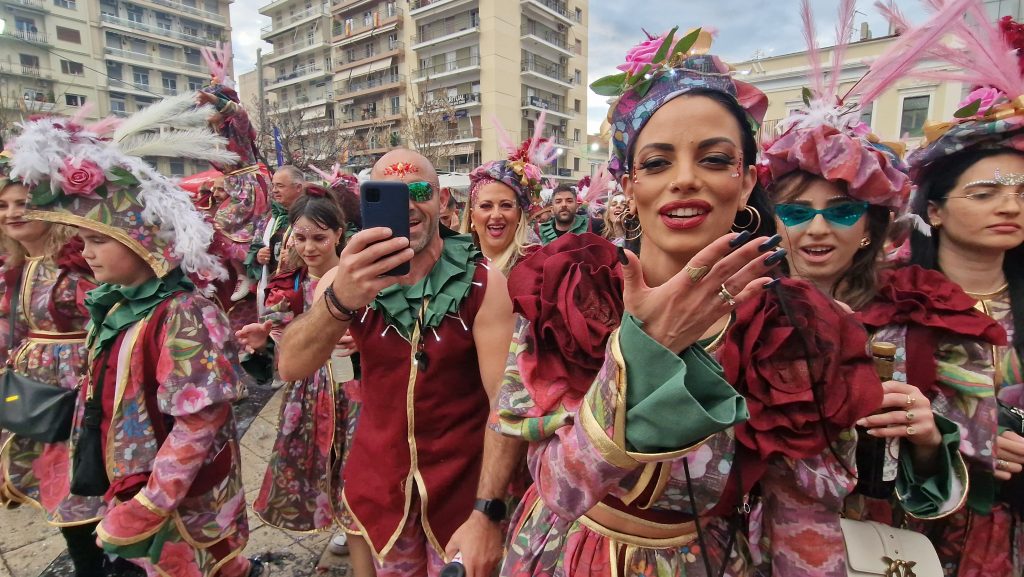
[594,27,769,179]
[469,112,559,214]
[6,94,238,280]
[874,0,1024,180]
[760,0,911,210]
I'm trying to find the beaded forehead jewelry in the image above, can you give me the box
[965,168,1024,188]
[384,162,419,178]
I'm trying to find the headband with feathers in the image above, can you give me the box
[469,112,559,214]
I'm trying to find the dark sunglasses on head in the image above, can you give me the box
[775,202,869,228]
[408,181,434,202]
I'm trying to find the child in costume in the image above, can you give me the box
[0,157,107,577]
[7,97,258,577]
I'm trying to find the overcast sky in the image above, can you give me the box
[228,0,927,133]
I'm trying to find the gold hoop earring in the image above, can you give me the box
[624,212,643,241]
[731,206,761,233]
[859,237,871,248]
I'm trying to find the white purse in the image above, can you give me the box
[840,518,943,577]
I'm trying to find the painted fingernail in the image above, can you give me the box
[856,418,867,427]
[758,234,782,252]
[617,246,629,265]
[728,230,751,248]
[763,248,787,266]
[763,278,780,290]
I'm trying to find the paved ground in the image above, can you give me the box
[0,385,349,577]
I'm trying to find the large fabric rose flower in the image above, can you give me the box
[616,32,669,76]
[718,279,882,461]
[856,265,1007,399]
[59,158,106,197]
[507,233,624,415]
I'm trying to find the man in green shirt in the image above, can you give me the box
[538,184,595,244]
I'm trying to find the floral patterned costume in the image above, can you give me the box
[65,279,252,577]
[496,235,883,577]
[252,268,352,532]
[0,252,105,525]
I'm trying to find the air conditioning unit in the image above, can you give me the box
[522,109,529,118]
[559,119,567,128]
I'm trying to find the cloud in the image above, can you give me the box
[230,0,271,81]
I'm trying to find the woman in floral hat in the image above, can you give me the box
[7,96,258,577]
[462,133,552,275]
[494,27,882,577]
[868,3,1024,573]
[0,162,108,577]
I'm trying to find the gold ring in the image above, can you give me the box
[906,411,914,422]
[906,395,915,406]
[906,425,916,436]
[684,264,710,283]
[997,459,1008,470]
[717,284,736,307]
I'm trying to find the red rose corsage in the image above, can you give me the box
[507,233,624,415]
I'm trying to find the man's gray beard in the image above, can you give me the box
[411,217,439,254]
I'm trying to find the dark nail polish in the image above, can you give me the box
[728,230,751,248]
[617,246,629,265]
[763,278,781,290]
[764,249,787,266]
[758,234,782,252]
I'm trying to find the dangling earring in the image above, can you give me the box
[859,237,871,248]
[731,206,761,233]
[624,211,643,241]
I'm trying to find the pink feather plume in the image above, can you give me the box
[827,0,858,99]
[583,163,615,204]
[800,0,826,98]
[490,115,517,156]
[200,43,231,85]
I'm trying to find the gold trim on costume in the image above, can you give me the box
[898,447,971,521]
[135,492,170,517]
[619,462,657,506]
[24,210,169,277]
[578,509,697,548]
[589,501,697,532]
[104,316,147,488]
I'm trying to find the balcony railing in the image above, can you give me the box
[521,61,571,84]
[107,76,154,93]
[520,25,568,49]
[260,5,330,35]
[9,0,46,10]
[414,56,479,79]
[148,0,225,22]
[521,0,574,24]
[419,92,480,111]
[410,16,478,45]
[7,29,49,44]
[336,41,404,69]
[344,73,404,93]
[270,64,325,85]
[0,61,51,78]
[100,13,219,46]
[521,96,575,116]
[104,47,207,73]
[332,7,403,37]
[266,39,323,59]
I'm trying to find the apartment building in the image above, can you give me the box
[257,0,588,180]
[0,0,234,176]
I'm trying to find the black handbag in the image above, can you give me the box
[998,400,1024,515]
[0,275,78,443]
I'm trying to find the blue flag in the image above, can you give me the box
[273,126,283,168]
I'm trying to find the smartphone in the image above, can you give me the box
[360,180,411,276]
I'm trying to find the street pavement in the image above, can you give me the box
[0,385,349,577]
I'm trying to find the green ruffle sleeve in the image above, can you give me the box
[618,313,749,454]
[897,413,969,519]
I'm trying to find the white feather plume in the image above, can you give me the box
[113,93,204,143]
[120,129,239,165]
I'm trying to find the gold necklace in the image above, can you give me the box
[965,283,1009,300]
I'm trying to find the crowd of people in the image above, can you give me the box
[0,1,1023,576]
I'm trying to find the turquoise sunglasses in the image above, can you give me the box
[775,202,869,228]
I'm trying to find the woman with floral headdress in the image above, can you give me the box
[0,157,108,577]
[461,132,552,275]
[494,27,882,577]
[863,3,1024,574]
[7,97,257,577]
[757,4,995,562]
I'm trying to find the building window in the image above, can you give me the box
[133,68,150,87]
[575,7,582,22]
[107,61,123,80]
[574,69,581,85]
[60,60,84,76]
[156,12,172,31]
[56,26,81,43]
[386,1,396,17]
[127,5,144,23]
[19,54,40,71]
[391,95,400,115]
[185,48,201,66]
[162,75,177,94]
[203,0,218,14]
[169,159,185,177]
[573,128,580,142]
[182,21,199,37]
[388,33,398,49]
[575,39,582,55]
[859,102,874,131]
[65,94,87,107]
[574,157,580,172]
[900,95,929,138]
[110,98,126,114]
[574,98,580,113]
[363,11,372,26]
[53,0,76,8]
[187,77,204,91]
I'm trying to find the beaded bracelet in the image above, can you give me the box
[324,285,358,321]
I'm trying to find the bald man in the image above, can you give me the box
[279,150,520,577]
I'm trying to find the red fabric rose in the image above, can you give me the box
[507,233,624,415]
[719,278,882,461]
[855,265,1007,399]
[59,158,106,197]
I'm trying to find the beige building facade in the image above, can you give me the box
[0,0,234,176]
[258,0,588,179]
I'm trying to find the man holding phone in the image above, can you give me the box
[278,149,520,577]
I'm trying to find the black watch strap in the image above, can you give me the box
[473,498,507,523]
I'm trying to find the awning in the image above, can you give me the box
[368,57,393,74]
[346,62,373,78]
[302,107,327,120]
[337,98,354,106]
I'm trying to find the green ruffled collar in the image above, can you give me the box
[370,229,481,339]
[85,268,194,354]
[539,214,588,244]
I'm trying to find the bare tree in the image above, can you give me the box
[249,96,353,172]
[400,80,460,170]
[0,84,62,149]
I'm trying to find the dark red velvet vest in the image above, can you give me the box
[346,263,489,558]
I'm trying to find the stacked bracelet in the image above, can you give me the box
[324,285,358,322]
